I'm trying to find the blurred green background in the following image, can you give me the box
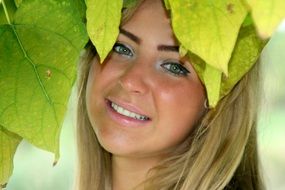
[258,21,285,190]
[6,22,285,190]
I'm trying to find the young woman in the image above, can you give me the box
[76,0,264,189]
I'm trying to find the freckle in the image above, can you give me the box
[227,3,234,14]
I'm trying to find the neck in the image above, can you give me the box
[111,155,161,190]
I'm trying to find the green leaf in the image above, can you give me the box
[220,24,266,98]
[246,0,285,38]
[190,24,265,107]
[123,0,137,8]
[204,65,222,108]
[73,0,86,22]
[179,45,188,57]
[86,0,123,62]
[242,14,254,27]
[0,0,88,162]
[0,125,21,187]
[14,0,21,7]
[0,0,17,25]
[164,0,170,10]
[168,0,247,75]
[187,51,222,107]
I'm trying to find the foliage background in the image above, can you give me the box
[4,20,285,190]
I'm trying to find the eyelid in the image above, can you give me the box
[163,59,188,70]
[113,42,135,57]
[161,60,190,76]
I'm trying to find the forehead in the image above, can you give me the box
[121,0,177,45]
[125,0,170,26]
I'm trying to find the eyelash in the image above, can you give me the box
[112,43,134,57]
[161,62,190,76]
[112,42,190,77]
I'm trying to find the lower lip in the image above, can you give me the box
[105,100,151,127]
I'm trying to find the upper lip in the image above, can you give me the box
[106,97,150,118]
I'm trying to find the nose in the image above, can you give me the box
[119,60,149,95]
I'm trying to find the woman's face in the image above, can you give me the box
[86,0,206,159]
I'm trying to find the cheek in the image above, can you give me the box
[85,60,121,132]
[85,60,113,104]
[153,80,205,142]
[86,64,98,111]
[85,62,106,126]
[155,79,205,115]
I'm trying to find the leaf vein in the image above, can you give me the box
[14,24,80,51]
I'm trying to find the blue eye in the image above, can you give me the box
[113,43,133,57]
[161,62,190,76]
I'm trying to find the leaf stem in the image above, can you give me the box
[1,0,11,24]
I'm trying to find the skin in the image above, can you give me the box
[86,0,206,189]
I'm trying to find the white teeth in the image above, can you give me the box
[111,102,149,121]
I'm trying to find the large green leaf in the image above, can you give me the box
[204,66,222,108]
[0,0,88,162]
[14,0,21,7]
[168,0,247,75]
[86,0,123,62]
[246,0,285,38]
[190,24,265,107]
[0,125,21,188]
[220,25,265,98]
[74,0,86,22]
[0,0,17,25]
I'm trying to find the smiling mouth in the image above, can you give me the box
[110,101,150,121]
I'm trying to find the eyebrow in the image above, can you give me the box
[119,28,180,52]
[157,45,179,52]
[120,28,141,44]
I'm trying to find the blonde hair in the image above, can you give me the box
[76,1,265,189]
